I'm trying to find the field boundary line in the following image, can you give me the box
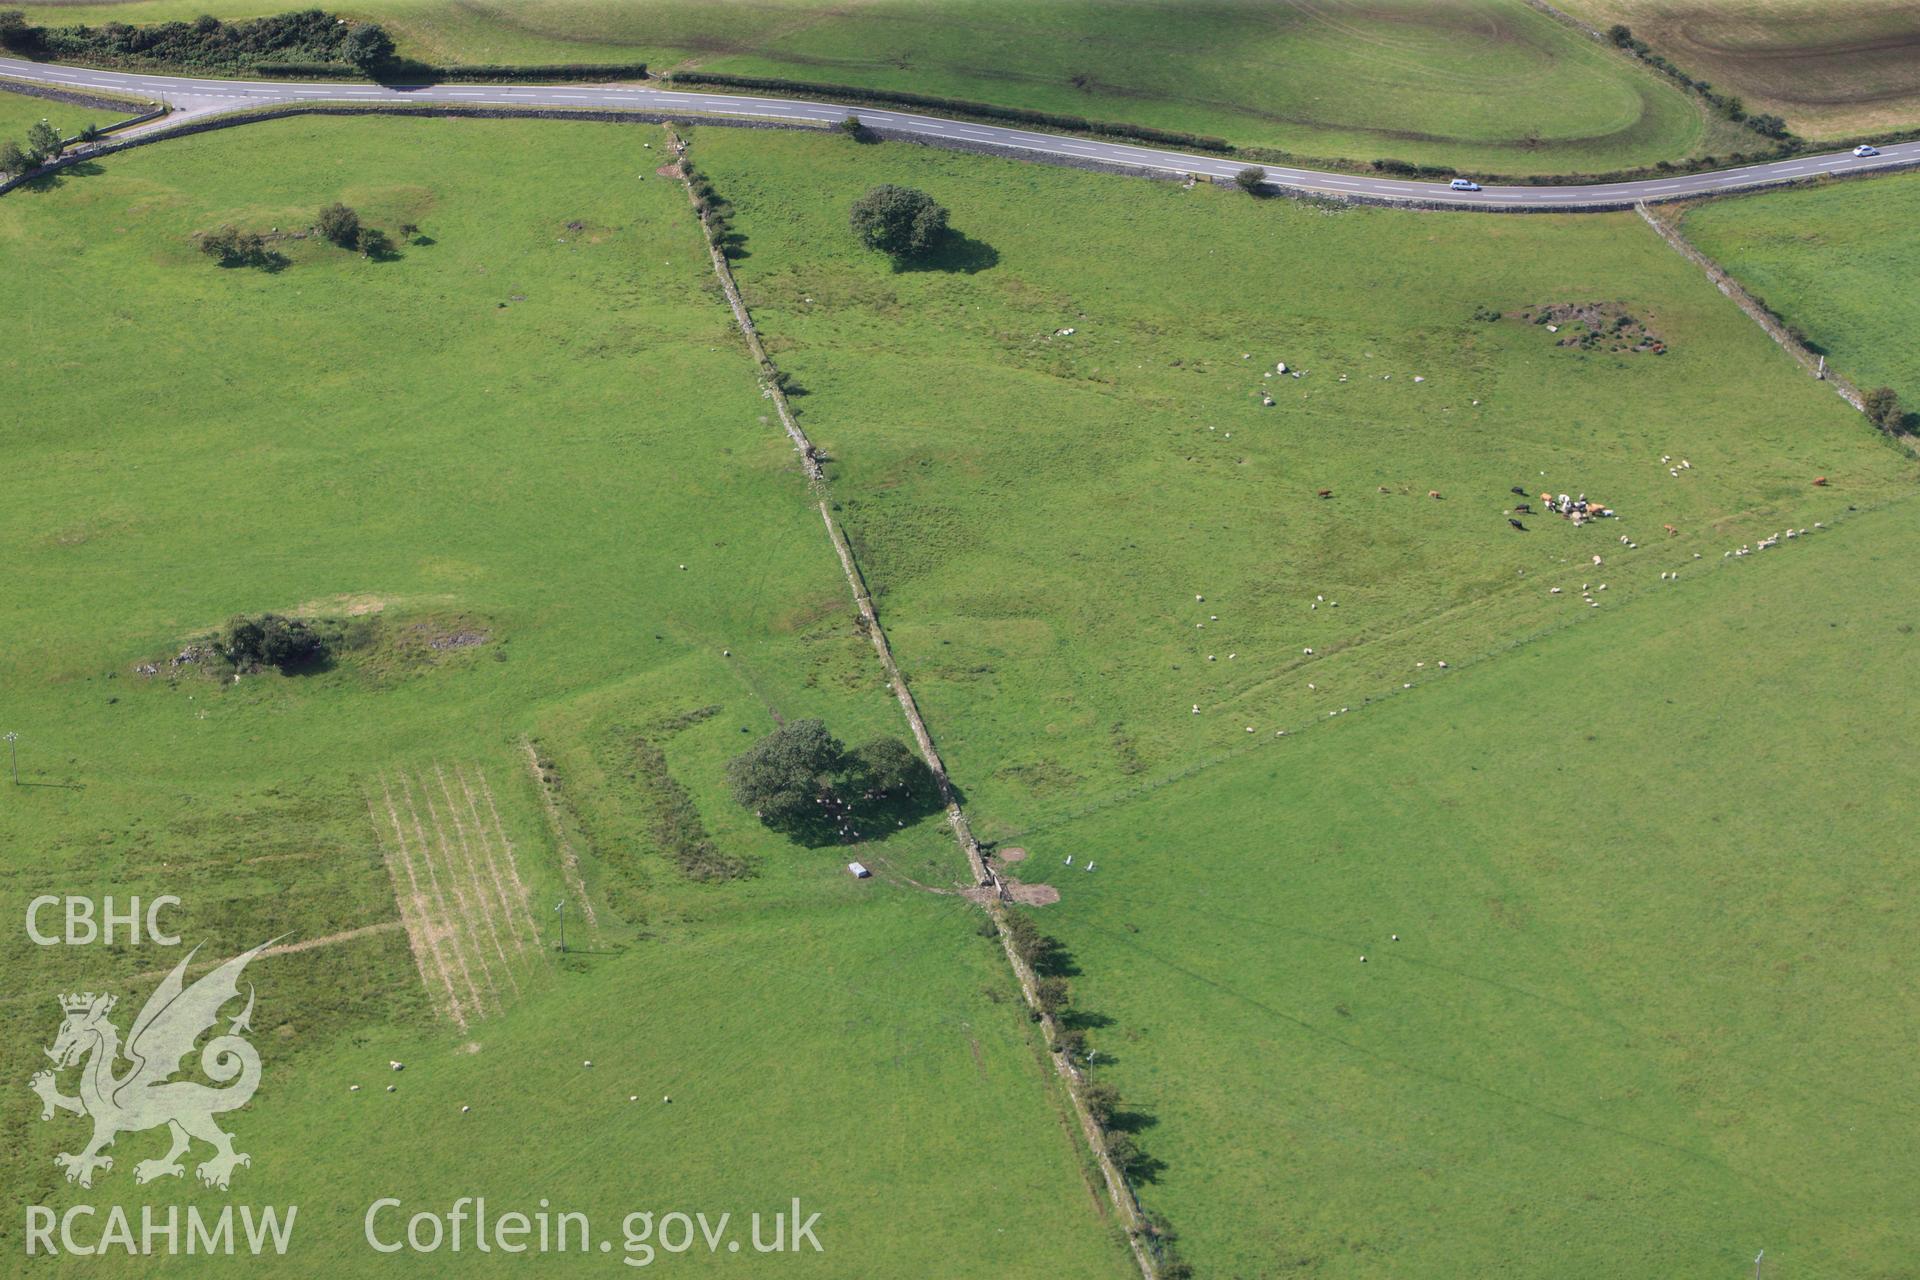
[520,737,598,932]
[666,123,1158,1280]
[1635,201,1889,426]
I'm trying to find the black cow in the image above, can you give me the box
[1508,518,1527,531]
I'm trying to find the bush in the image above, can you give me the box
[316,202,360,248]
[838,114,863,137]
[0,9,37,53]
[1863,386,1907,434]
[1033,975,1070,1016]
[1081,1080,1121,1128]
[340,22,393,69]
[1000,910,1063,972]
[200,225,269,266]
[0,139,30,175]
[1234,166,1266,194]
[223,614,332,672]
[849,184,949,259]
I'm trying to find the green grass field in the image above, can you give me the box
[1682,171,1920,421]
[0,85,66,146]
[1028,491,1920,1277]
[689,125,1920,1274]
[0,116,1126,1274]
[1560,0,1920,140]
[7,0,1741,174]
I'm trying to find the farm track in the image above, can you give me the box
[5,55,1920,209]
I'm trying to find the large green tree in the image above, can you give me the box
[25,119,61,164]
[726,719,846,833]
[848,184,949,259]
[342,23,395,70]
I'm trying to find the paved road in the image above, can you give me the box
[7,55,1919,209]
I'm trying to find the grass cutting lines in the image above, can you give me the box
[368,765,542,1027]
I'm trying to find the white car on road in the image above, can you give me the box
[1853,144,1880,157]
[1449,178,1482,191]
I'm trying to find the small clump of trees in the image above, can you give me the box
[726,719,939,843]
[0,118,65,176]
[1864,386,1909,436]
[316,202,395,258]
[848,184,949,260]
[221,613,334,673]
[200,225,273,268]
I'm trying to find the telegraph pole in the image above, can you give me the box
[4,732,17,784]
[554,899,567,953]
[1755,1250,1764,1280]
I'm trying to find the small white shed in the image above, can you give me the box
[847,862,871,879]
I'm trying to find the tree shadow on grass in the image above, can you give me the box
[1032,938,1082,980]
[895,229,998,275]
[21,160,104,192]
[218,251,291,274]
[784,783,947,849]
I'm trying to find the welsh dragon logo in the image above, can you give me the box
[30,941,275,1190]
